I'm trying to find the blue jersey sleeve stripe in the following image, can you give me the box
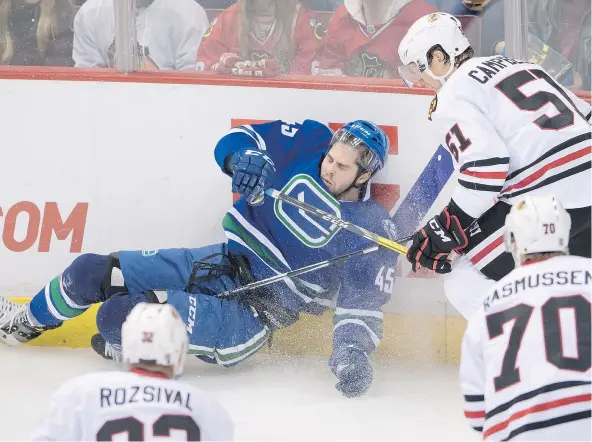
[334,319,380,347]
[335,307,383,319]
[227,126,261,148]
[244,125,268,151]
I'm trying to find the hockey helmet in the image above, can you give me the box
[122,303,188,377]
[504,195,571,265]
[398,12,470,87]
[330,120,389,175]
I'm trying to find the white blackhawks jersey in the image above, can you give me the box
[31,369,234,441]
[460,255,591,441]
[431,56,592,220]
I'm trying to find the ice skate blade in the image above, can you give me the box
[0,329,21,347]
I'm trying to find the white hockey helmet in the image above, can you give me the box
[121,303,188,377]
[504,195,572,265]
[398,12,470,87]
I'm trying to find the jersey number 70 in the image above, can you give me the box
[486,295,591,392]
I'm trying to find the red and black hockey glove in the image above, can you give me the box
[406,208,469,274]
[213,53,280,77]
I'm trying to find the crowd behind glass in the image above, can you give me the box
[1,0,589,91]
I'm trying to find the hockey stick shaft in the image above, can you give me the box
[217,245,379,298]
[266,189,409,256]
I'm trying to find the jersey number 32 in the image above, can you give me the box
[97,415,200,441]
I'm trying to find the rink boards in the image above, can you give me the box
[5,69,584,361]
[9,297,467,363]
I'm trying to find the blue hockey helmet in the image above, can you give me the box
[330,120,389,175]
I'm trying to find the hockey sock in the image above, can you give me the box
[29,275,90,327]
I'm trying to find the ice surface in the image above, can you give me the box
[0,346,478,441]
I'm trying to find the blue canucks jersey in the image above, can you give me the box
[214,119,397,356]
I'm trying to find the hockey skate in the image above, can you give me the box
[0,297,60,346]
[91,333,123,365]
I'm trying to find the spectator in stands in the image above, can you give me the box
[313,0,438,78]
[425,0,485,15]
[73,0,209,70]
[486,0,590,91]
[528,0,591,91]
[300,0,342,11]
[196,0,323,76]
[0,0,75,66]
[197,0,235,8]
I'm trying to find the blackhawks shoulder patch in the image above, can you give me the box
[202,20,216,39]
[428,94,438,121]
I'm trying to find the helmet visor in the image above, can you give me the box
[398,62,423,88]
[330,128,376,172]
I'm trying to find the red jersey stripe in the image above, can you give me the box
[461,170,507,179]
[465,410,485,418]
[502,146,591,194]
[470,235,504,265]
[483,393,592,439]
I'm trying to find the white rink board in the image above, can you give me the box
[0,79,456,315]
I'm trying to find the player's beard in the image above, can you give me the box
[323,176,358,199]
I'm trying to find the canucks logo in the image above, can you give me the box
[275,174,341,248]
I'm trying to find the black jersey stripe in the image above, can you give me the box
[501,162,591,200]
[503,410,591,441]
[506,132,591,180]
[486,380,591,419]
[460,157,510,173]
[458,179,504,192]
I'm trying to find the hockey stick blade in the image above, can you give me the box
[266,189,408,256]
[217,246,379,298]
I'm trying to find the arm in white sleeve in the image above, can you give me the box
[174,2,210,70]
[72,6,107,68]
[198,397,234,441]
[459,315,486,433]
[432,98,510,219]
[30,382,79,441]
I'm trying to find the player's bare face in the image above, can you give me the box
[321,143,364,199]
[419,52,453,90]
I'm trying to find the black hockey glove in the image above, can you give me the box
[406,208,469,274]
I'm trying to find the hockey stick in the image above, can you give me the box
[216,245,379,298]
[265,189,409,256]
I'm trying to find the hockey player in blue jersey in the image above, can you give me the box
[0,119,397,397]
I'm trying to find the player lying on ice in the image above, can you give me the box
[0,119,397,398]
[397,13,591,318]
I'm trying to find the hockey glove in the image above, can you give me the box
[330,346,373,398]
[230,149,276,206]
[213,53,280,77]
[406,208,469,274]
